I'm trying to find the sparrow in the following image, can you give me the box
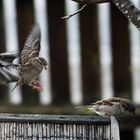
[0,52,18,85]
[75,97,135,117]
[11,23,47,92]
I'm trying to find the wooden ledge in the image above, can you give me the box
[0,113,110,124]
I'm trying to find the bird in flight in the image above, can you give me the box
[10,24,47,92]
[0,52,18,85]
[75,97,135,117]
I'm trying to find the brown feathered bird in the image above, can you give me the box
[11,24,47,92]
[76,97,135,117]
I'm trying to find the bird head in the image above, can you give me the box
[38,57,47,70]
[120,99,136,115]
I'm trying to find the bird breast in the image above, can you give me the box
[21,63,43,84]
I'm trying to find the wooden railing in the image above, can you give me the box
[0,114,121,140]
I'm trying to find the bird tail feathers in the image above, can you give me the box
[75,105,94,114]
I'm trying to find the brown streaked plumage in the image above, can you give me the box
[76,97,135,117]
[11,24,47,92]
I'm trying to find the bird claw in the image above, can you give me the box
[32,85,43,92]
[31,80,43,92]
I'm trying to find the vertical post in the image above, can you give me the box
[64,0,83,105]
[110,115,120,140]
[130,0,140,107]
[98,3,114,99]
[130,0,140,139]
[33,0,52,105]
[2,0,22,104]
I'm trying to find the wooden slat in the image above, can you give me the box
[0,0,8,104]
[0,114,109,124]
[110,115,120,140]
[79,4,100,104]
[16,0,40,104]
[47,0,70,104]
[0,123,111,139]
[111,4,131,98]
[0,0,6,53]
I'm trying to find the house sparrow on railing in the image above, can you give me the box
[75,97,135,117]
[10,24,47,92]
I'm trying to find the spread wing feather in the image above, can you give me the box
[21,23,41,64]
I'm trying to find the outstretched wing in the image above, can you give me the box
[0,52,18,68]
[21,23,41,65]
[0,67,18,85]
[0,52,18,63]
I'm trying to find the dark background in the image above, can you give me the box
[0,0,139,140]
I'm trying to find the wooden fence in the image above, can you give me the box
[0,0,140,139]
[0,0,139,105]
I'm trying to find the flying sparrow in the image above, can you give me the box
[0,52,18,85]
[11,24,47,92]
[75,97,135,117]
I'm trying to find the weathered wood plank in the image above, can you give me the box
[0,114,120,139]
[72,124,76,140]
[0,122,112,139]
[0,114,110,124]
[27,123,32,140]
[110,115,120,140]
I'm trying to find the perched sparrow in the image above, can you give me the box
[76,97,135,117]
[11,24,47,92]
[0,52,18,85]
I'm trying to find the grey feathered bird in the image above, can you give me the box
[0,52,18,63]
[76,97,135,117]
[0,52,18,85]
[11,24,47,92]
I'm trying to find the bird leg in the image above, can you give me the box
[31,80,43,92]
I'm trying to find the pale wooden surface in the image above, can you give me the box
[0,114,118,140]
[110,115,120,140]
[0,122,111,139]
[0,114,109,124]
